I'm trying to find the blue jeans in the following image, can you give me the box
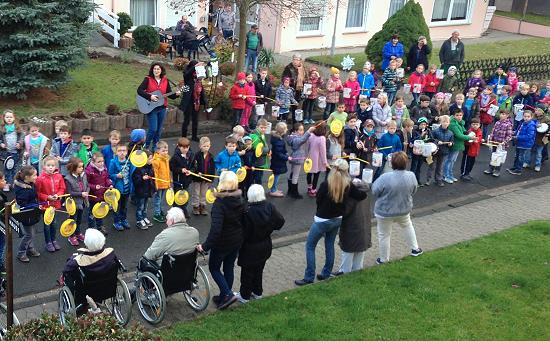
[245,48,258,73]
[145,106,166,150]
[154,189,167,215]
[513,147,530,171]
[443,150,459,179]
[253,170,263,185]
[43,218,57,244]
[222,29,233,39]
[532,145,544,167]
[208,247,239,298]
[411,93,420,106]
[387,91,397,106]
[4,152,19,184]
[114,193,129,223]
[88,209,104,229]
[269,174,281,193]
[136,197,149,221]
[304,217,342,282]
[71,208,85,236]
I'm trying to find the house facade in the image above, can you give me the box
[258,0,491,53]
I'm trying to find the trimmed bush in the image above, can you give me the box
[133,25,160,55]
[117,12,133,36]
[365,1,431,69]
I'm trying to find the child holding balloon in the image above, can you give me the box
[269,122,291,197]
[170,137,194,217]
[109,145,133,231]
[64,157,90,246]
[132,150,155,230]
[191,137,216,214]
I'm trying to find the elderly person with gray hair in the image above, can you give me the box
[282,54,307,123]
[235,184,285,303]
[407,35,431,71]
[143,207,199,266]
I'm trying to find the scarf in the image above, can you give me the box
[480,93,491,106]
[91,161,105,172]
[295,65,306,91]
[5,124,15,133]
[362,128,375,137]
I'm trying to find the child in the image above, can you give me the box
[101,130,121,170]
[343,71,361,113]
[229,124,246,147]
[529,83,540,103]
[215,136,242,174]
[249,119,270,183]
[35,156,65,252]
[431,115,454,187]
[254,68,273,106]
[303,67,324,124]
[463,69,486,96]
[497,85,513,113]
[109,145,132,231]
[240,72,257,130]
[449,93,465,123]
[327,102,348,127]
[464,88,481,125]
[343,114,360,156]
[540,80,550,99]
[512,83,535,130]
[374,120,402,179]
[438,66,459,95]
[356,98,373,123]
[410,117,432,183]
[357,119,377,165]
[408,64,426,105]
[411,95,436,125]
[324,67,343,119]
[484,110,513,177]
[238,136,254,198]
[479,85,497,140]
[54,120,68,140]
[23,123,49,174]
[381,59,398,105]
[132,150,155,229]
[531,108,550,172]
[357,61,375,99]
[85,152,112,235]
[507,67,519,94]
[507,110,536,175]
[152,140,171,223]
[14,166,41,263]
[424,65,440,99]
[397,119,414,157]
[76,129,99,167]
[50,125,78,178]
[460,118,482,181]
[191,137,215,215]
[269,122,291,197]
[390,95,410,128]
[487,64,507,95]
[326,122,345,177]
[229,72,247,126]
[275,77,298,122]
[286,123,315,199]
[432,92,450,121]
[445,109,472,183]
[64,157,89,245]
[306,121,328,197]
[128,128,146,152]
[373,93,392,138]
[170,137,193,217]
[0,109,25,189]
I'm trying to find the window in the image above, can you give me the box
[345,0,368,29]
[299,1,324,32]
[130,0,156,26]
[388,0,405,18]
[432,0,471,22]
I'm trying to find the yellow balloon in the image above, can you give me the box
[111,198,119,213]
[174,190,189,206]
[129,150,147,168]
[92,202,110,219]
[303,158,313,173]
[104,188,120,204]
[330,120,343,136]
[206,188,217,204]
[255,142,264,158]
[44,206,55,225]
[65,197,76,216]
[166,188,175,206]
[236,167,247,183]
[59,219,77,238]
[267,174,275,189]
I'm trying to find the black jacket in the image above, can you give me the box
[191,151,215,182]
[439,38,465,66]
[238,201,284,266]
[315,181,368,219]
[202,190,244,252]
[254,77,272,105]
[170,148,194,190]
[339,182,371,253]
[132,164,156,198]
[13,179,40,226]
[179,61,207,112]
[407,44,431,70]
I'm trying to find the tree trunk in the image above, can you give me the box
[236,7,248,76]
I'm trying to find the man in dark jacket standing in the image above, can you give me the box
[245,24,263,73]
[407,36,431,71]
[439,30,465,73]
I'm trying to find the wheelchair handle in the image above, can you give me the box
[118,259,128,273]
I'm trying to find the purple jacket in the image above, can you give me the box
[307,134,327,173]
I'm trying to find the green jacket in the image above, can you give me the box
[391,105,410,128]
[75,142,100,166]
[448,117,472,151]
[250,129,270,169]
[438,75,459,94]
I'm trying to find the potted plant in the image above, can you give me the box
[163,104,178,127]
[124,109,144,129]
[28,115,54,137]
[105,104,127,130]
[89,111,110,132]
[70,109,92,131]
[50,113,74,131]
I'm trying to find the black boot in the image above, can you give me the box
[290,183,303,199]
[287,179,292,196]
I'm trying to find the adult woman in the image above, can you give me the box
[381,34,404,70]
[196,171,244,310]
[282,54,307,123]
[407,36,431,71]
[179,60,207,142]
[137,63,180,150]
[372,152,423,264]
[295,159,367,286]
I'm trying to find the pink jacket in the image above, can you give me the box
[307,76,324,100]
[326,76,343,104]
[343,79,361,100]
[307,134,327,173]
[244,81,256,108]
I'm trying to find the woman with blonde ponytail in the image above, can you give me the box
[295,159,367,286]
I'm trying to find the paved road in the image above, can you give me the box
[8,133,550,298]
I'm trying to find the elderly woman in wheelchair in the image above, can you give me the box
[135,207,210,325]
[58,229,132,326]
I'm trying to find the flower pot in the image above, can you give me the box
[29,116,54,137]
[108,112,127,131]
[125,109,144,129]
[119,37,132,49]
[70,111,92,131]
[18,118,30,133]
[50,113,74,132]
[89,112,110,132]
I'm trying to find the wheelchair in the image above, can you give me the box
[57,259,132,326]
[135,250,210,325]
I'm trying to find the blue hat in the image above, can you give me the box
[130,129,146,143]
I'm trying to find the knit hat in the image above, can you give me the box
[435,92,445,98]
[130,129,146,143]
[497,64,505,70]
[448,66,457,74]
[237,72,246,81]
[84,228,106,252]
[418,117,429,124]
[330,67,340,75]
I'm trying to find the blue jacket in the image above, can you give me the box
[377,132,403,158]
[487,73,507,89]
[515,120,536,149]
[432,127,454,155]
[382,41,404,70]
[356,107,373,123]
[214,149,241,174]
[108,157,134,195]
[101,145,116,171]
[50,138,79,176]
[357,72,375,97]
[270,135,289,175]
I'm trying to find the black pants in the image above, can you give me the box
[410,155,424,182]
[306,172,320,190]
[461,155,476,176]
[182,105,199,140]
[233,109,243,127]
[303,98,315,121]
[239,262,266,300]
[323,103,336,120]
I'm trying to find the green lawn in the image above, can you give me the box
[306,37,550,69]
[163,221,550,340]
[495,10,550,27]
[0,59,182,117]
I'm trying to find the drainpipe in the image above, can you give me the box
[330,0,340,56]
[518,0,529,34]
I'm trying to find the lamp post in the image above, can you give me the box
[330,0,340,56]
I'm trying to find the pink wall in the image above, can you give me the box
[490,15,550,38]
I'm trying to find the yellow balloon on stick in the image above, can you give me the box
[174,190,189,205]
[129,149,148,168]
[206,188,217,204]
[60,219,77,238]
[65,197,76,216]
[92,202,110,219]
[255,143,264,158]
[303,158,313,173]
[44,206,55,225]
[267,174,275,189]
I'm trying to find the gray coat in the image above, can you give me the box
[285,131,310,165]
[64,173,90,210]
[339,181,371,253]
[372,170,418,217]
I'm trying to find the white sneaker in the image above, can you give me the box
[535,166,541,172]
[2,184,9,192]
[251,293,263,300]
[523,163,529,168]
[234,292,249,303]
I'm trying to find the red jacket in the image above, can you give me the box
[479,94,497,125]
[466,127,483,157]
[35,170,66,209]
[146,76,169,107]
[230,83,247,109]
[424,72,440,93]
[408,72,426,93]
[85,163,112,203]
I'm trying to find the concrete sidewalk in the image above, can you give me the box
[12,176,550,329]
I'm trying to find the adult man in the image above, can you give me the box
[407,35,431,71]
[143,207,199,265]
[245,24,263,73]
[219,4,235,39]
[439,30,465,73]
[176,15,195,32]
[209,2,224,34]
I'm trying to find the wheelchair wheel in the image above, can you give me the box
[0,303,19,340]
[106,278,132,326]
[136,272,166,325]
[58,286,76,326]
[184,265,211,312]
